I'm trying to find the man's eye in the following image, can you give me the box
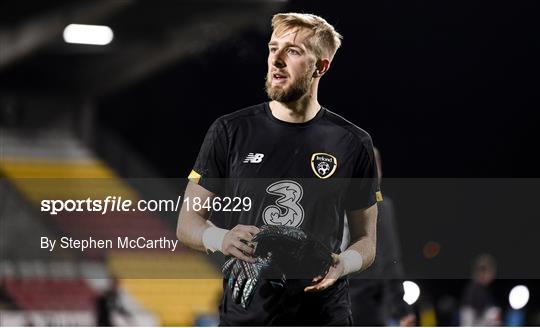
[269,48,277,53]
[287,49,300,55]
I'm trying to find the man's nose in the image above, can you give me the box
[271,50,286,68]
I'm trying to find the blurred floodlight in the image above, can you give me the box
[403,280,421,305]
[63,24,113,45]
[509,285,530,310]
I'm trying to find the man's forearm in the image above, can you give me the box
[341,203,378,275]
[176,209,209,252]
[342,235,376,273]
[177,181,228,253]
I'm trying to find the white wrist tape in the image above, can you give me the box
[202,226,228,253]
[339,249,364,276]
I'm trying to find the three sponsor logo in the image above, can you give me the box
[243,152,338,227]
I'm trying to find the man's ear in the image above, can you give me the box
[313,58,331,78]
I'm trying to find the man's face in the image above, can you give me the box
[265,27,317,103]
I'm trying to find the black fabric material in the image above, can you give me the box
[193,103,379,252]
[192,102,379,325]
[219,279,352,326]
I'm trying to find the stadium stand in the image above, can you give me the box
[0,129,222,325]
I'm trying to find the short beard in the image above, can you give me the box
[265,68,313,103]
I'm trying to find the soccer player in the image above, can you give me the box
[177,13,381,325]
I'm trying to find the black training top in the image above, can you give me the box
[189,102,380,325]
[190,102,380,253]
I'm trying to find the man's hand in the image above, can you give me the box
[222,224,260,262]
[304,253,344,292]
[222,225,333,309]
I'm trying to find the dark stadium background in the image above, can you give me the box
[1,0,539,326]
[99,1,540,178]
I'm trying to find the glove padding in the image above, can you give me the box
[222,225,333,308]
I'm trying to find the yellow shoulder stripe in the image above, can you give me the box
[188,170,201,184]
[376,191,384,202]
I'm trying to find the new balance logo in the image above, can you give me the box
[243,153,264,163]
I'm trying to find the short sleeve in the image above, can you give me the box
[344,135,381,211]
[189,118,228,195]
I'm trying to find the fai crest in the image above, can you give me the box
[310,153,337,179]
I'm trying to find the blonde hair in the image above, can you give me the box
[271,13,343,61]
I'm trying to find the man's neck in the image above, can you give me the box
[269,96,321,123]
